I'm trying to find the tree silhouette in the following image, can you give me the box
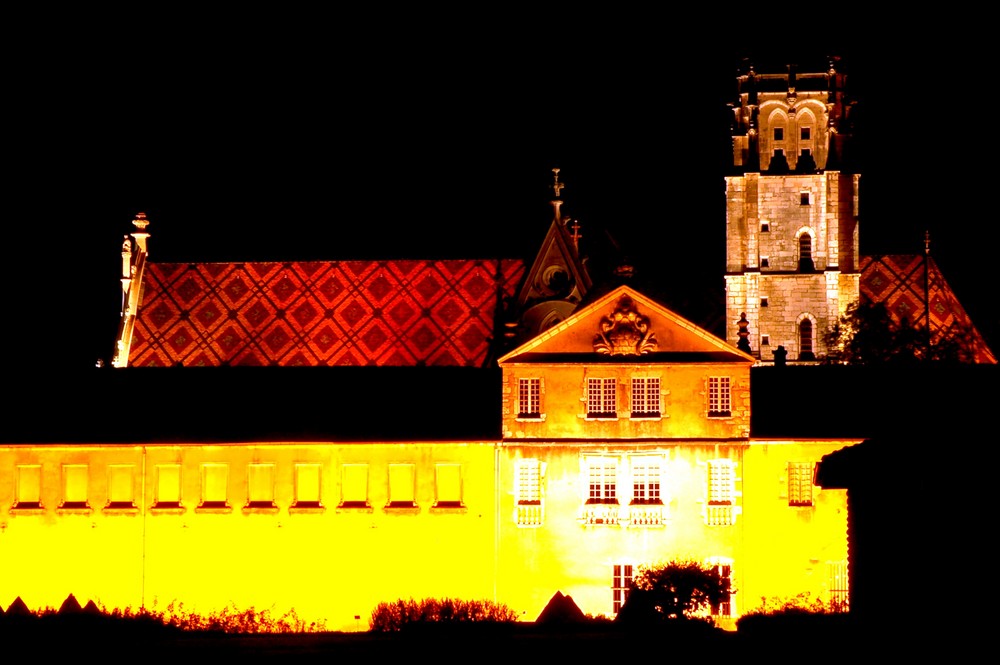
[823,300,977,365]
[616,560,732,625]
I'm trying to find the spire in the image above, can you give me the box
[550,168,565,224]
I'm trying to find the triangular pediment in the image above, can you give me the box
[499,285,754,364]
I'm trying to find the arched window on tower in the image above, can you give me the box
[798,233,814,272]
[799,319,815,361]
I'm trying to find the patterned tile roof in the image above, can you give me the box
[127,259,525,368]
[860,254,995,364]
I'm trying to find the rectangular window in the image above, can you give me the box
[800,191,811,205]
[15,464,42,508]
[708,376,731,417]
[613,564,633,614]
[107,465,136,508]
[587,378,617,418]
[155,464,181,507]
[760,256,769,268]
[294,463,322,507]
[773,127,784,141]
[516,458,541,504]
[708,460,735,506]
[434,463,462,507]
[828,561,850,612]
[787,462,814,506]
[631,457,662,504]
[517,378,541,418]
[515,458,543,526]
[340,464,368,507]
[630,377,661,417]
[61,464,89,509]
[200,463,228,508]
[760,222,769,233]
[709,560,733,617]
[247,463,276,508]
[587,457,617,504]
[760,297,768,307]
[388,463,415,507]
[761,335,770,346]
[800,127,811,140]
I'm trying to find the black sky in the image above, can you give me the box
[9,21,999,373]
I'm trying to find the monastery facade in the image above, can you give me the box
[1,58,992,632]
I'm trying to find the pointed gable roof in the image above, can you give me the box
[499,285,755,364]
[861,254,995,364]
[126,259,525,368]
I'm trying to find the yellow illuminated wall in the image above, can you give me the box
[0,289,856,631]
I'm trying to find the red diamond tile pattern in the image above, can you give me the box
[129,260,525,367]
[861,255,995,363]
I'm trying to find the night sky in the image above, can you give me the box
[9,23,998,374]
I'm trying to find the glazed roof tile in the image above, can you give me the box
[127,259,525,368]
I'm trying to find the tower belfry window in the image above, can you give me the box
[799,319,815,360]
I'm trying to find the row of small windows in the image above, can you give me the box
[6,462,464,513]
[517,376,732,420]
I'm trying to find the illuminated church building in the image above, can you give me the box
[1,60,993,631]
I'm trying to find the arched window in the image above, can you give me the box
[799,319,814,360]
[798,233,814,272]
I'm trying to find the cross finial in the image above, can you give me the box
[924,230,931,255]
[569,219,582,251]
[551,168,564,199]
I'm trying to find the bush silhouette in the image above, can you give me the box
[369,597,518,632]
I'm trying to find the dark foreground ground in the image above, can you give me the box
[1,615,972,660]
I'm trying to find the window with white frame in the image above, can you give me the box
[587,457,617,504]
[387,463,416,508]
[587,378,617,418]
[61,464,89,509]
[708,376,731,417]
[515,458,543,526]
[516,458,541,504]
[154,464,181,508]
[613,564,634,614]
[200,463,229,508]
[246,463,276,508]
[708,459,735,506]
[630,457,662,504]
[630,377,661,418]
[518,378,542,418]
[787,462,814,506]
[107,465,136,508]
[14,464,42,509]
[434,463,462,507]
[828,560,850,611]
[707,558,734,618]
[340,464,368,507]
[294,463,322,508]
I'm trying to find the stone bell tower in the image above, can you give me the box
[724,56,860,362]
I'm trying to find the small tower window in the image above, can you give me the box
[800,127,810,140]
[761,297,769,307]
[800,191,811,205]
[761,335,770,346]
[773,128,784,141]
[760,222,770,233]
[760,256,769,268]
[798,233,814,272]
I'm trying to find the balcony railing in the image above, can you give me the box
[516,503,544,526]
[705,504,735,526]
